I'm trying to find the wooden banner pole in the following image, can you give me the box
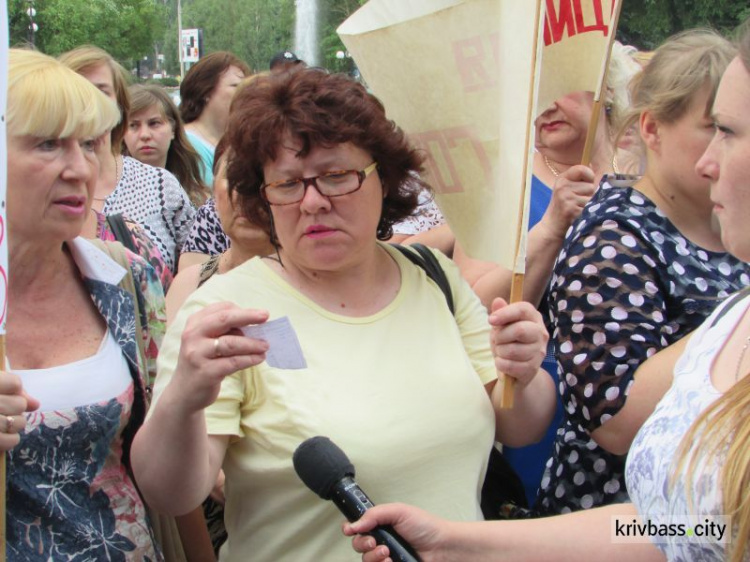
[501,272,526,406]
[1,2,9,557]
[1,335,6,561]
[580,0,624,167]
[500,0,545,408]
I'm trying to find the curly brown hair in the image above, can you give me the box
[225,68,428,244]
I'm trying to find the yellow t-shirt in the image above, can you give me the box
[155,244,497,561]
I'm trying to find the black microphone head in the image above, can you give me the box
[293,436,355,500]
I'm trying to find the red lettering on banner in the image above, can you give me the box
[412,127,492,194]
[574,0,608,35]
[543,0,575,46]
[453,34,499,93]
[543,0,609,46]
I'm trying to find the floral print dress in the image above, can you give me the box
[8,388,158,560]
[6,238,166,561]
[93,209,173,293]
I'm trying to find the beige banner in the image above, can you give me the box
[538,0,617,114]
[339,0,539,267]
[339,0,615,266]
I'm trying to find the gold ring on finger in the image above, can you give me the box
[214,337,222,359]
[5,415,14,434]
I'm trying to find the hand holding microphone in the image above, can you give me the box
[293,436,420,562]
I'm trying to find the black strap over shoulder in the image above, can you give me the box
[392,242,528,515]
[392,243,455,315]
[106,213,139,255]
[711,285,750,328]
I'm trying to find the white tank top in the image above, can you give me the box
[14,330,132,412]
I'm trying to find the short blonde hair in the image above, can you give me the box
[632,51,654,67]
[58,45,131,151]
[605,41,642,129]
[8,49,120,139]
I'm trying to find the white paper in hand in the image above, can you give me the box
[239,316,307,370]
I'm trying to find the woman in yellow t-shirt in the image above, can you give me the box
[133,67,555,561]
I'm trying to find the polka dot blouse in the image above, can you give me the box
[534,176,750,515]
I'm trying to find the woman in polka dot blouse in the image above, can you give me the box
[535,30,750,515]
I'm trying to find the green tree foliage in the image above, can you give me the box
[160,0,363,76]
[8,0,165,64]
[619,0,750,50]
[162,0,294,74]
[9,0,748,80]
[319,0,366,73]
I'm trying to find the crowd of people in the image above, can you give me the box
[1,18,749,562]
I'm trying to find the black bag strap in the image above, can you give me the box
[392,243,528,514]
[106,213,139,255]
[711,285,750,328]
[392,243,454,315]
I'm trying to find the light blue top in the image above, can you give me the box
[186,129,215,187]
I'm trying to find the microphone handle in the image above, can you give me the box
[368,525,420,562]
[331,476,420,562]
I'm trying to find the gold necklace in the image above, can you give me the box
[545,153,620,177]
[93,154,121,202]
[543,155,561,177]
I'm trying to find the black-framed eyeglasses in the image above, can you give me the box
[261,162,378,206]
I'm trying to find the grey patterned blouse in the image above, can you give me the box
[102,156,196,273]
